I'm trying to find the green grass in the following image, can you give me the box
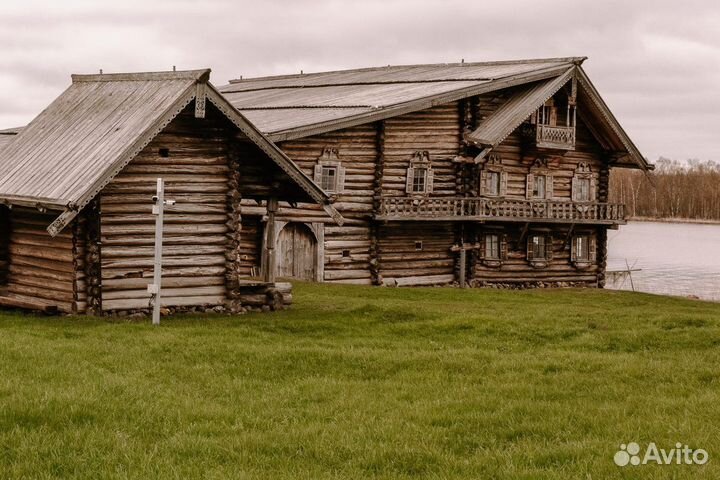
[1,284,719,479]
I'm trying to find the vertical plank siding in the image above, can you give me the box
[99,104,231,311]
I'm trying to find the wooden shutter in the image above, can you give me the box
[478,235,486,260]
[590,174,597,201]
[405,166,415,193]
[336,165,346,193]
[546,235,554,260]
[546,174,554,199]
[589,235,597,262]
[570,236,578,262]
[499,171,508,196]
[526,237,534,261]
[571,176,579,202]
[479,170,487,195]
[426,168,434,193]
[526,173,534,199]
[314,164,323,184]
[500,234,508,260]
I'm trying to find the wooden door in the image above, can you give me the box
[276,223,317,281]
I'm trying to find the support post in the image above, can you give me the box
[459,248,467,288]
[148,178,175,325]
[264,197,278,283]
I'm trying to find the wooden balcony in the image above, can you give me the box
[536,124,576,150]
[376,197,625,225]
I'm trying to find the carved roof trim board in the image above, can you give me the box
[466,69,575,148]
[0,69,341,236]
[574,67,652,171]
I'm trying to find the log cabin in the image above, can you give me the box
[0,69,341,314]
[218,57,653,287]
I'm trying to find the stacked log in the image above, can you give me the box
[82,200,102,315]
[0,206,9,286]
[99,104,230,312]
[5,209,76,313]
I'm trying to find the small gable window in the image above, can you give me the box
[405,151,433,195]
[314,148,345,194]
[527,233,553,268]
[572,162,596,203]
[480,153,507,197]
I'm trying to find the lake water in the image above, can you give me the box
[607,221,720,302]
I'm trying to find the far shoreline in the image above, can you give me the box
[627,216,720,226]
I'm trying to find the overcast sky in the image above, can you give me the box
[1,0,718,162]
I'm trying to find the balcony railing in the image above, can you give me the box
[536,124,576,150]
[376,197,625,224]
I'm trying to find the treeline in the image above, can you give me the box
[609,158,720,221]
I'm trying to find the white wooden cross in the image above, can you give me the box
[148,178,175,325]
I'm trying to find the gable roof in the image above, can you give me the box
[0,69,341,236]
[219,58,584,141]
[0,127,23,151]
[220,58,650,170]
[466,69,575,148]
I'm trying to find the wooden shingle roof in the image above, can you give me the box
[0,69,339,235]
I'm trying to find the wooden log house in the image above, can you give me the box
[218,57,653,287]
[0,69,340,314]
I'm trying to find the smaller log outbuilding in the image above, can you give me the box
[0,69,341,315]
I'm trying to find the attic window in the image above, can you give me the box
[159,148,170,158]
[415,241,423,251]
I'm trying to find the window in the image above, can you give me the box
[412,167,428,193]
[532,175,546,198]
[320,166,337,191]
[527,234,553,267]
[314,148,345,194]
[572,162,596,202]
[574,178,591,202]
[342,249,351,258]
[571,235,596,268]
[573,236,590,262]
[485,171,500,196]
[485,234,500,260]
[158,148,170,158]
[405,151,433,195]
[415,241,423,251]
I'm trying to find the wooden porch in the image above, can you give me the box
[375,196,625,225]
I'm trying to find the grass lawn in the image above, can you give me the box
[1,284,719,479]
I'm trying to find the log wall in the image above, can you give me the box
[99,104,231,312]
[0,206,9,286]
[5,209,81,313]
[472,224,600,285]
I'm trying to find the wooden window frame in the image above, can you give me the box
[572,162,597,203]
[405,151,433,196]
[527,233,553,269]
[570,234,596,269]
[314,148,345,194]
[480,153,507,198]
[478,232,508,268]
[526,157,554,200]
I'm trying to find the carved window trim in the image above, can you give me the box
[314,148,346,194]
[405,151,434,195]
[478,230,508,268]
[570,234,597,269]
[572,162,597,203]
[526,157,555,200]
[480,153,507,197]
[527,232,554,269]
